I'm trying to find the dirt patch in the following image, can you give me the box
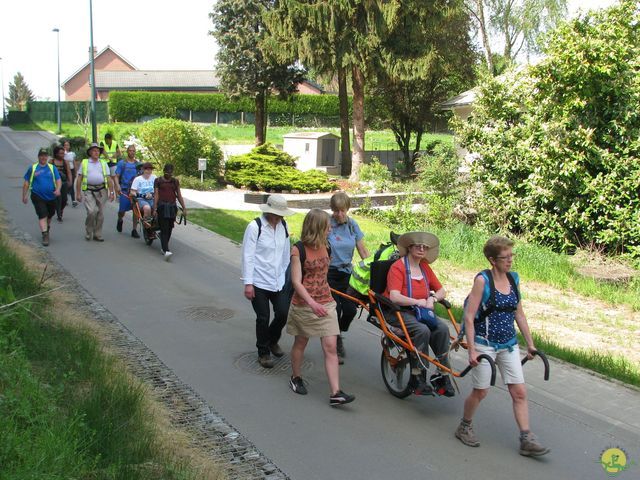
[438,261,640,366]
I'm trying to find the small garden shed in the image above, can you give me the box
[282,132,341,175]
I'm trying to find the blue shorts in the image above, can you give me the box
[119,193,132,212]
[137,198,154,211]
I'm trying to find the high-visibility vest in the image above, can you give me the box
[80,158,110,191]
[349,243,399,296]
[102,140,119,160]
[28,163,56,191]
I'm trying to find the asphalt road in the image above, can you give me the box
[1,128,638,480]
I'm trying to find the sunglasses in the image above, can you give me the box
[496,253,517,260]
[410,244,428,250]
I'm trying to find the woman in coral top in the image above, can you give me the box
[287,208,355,407]
[385,231,454,397]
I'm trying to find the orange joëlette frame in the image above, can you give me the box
[330,288,494,382]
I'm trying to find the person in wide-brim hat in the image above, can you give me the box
[86,142,104,156]
[259,194,295,217]
[397,231,440,263]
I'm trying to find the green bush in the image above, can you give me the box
[139,118,223,178]
[359,158,392,191]
[109,91,346,122]
[454,1,640,257]
[224,143,335,192]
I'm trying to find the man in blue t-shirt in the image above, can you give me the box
[115,144,142,238]
[22,148,62,246]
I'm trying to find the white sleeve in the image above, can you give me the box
[241,221,258,285]
[130,176,141,191]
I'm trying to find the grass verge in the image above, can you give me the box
[0,233,217,479]
[190,207,640,387]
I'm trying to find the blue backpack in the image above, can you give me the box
[462,270,520,337]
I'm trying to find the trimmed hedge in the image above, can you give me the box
[109,91,347,122]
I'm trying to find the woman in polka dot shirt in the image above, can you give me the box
[455,236,549,457]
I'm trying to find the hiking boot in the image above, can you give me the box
[85,233,91,241]
[93,236,104,242]
[269,343,285,358]
[72,201,78,207]
[455,421,480,447]
[431,373,455,397]
[519,432,550,457]
[258,355,274,369]
[41,231,49,247]
[330,390,355,407]
[411,374,435,396]
[289,376,307,395]
[56,216,63,223]
[131,229,140,239]
[117,218,123,232]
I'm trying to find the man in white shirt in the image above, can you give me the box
[241,194,294,368]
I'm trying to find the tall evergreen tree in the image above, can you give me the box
[210,0,304,146]
[370,2,476,172]
[268,0,464,180]
[264,2,353,175]
[6,72,34,111]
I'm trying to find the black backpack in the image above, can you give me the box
[294,240,331,280]
[254,216,289,239]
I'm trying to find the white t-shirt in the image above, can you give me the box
[64,151,76,170]
[131,174,156,197]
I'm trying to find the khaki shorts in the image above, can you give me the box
[472,343,524,389]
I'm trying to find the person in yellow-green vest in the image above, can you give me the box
[22,148,62,246]
[100,133,121,176]
[346,231,400,303]
[76,143,116,242]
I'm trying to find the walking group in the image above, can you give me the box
[241,192,549,456]
[22,134,186,259]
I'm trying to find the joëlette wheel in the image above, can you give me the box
[380,340,412,399]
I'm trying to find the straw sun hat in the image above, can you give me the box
[397,231,440,263]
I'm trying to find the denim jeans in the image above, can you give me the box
[251,286,290,356]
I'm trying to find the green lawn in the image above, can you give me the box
[11,121,453,151]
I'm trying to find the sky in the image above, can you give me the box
[0,0,621,103]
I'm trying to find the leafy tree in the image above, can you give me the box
[368,2,476,172]
[455,1,640,257]
[467,0,567,73]
[6,72,34,111]
[209,0,304,146]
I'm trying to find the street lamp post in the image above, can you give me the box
[88,0,97,143]
[52,28,61,134]
[0,57,6,125]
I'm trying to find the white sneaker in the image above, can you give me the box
[164,251,173,261]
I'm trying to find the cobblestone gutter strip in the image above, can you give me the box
[9,230,289,480]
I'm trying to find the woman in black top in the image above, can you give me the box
[153,164,187,261]
[51,146,71,222]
